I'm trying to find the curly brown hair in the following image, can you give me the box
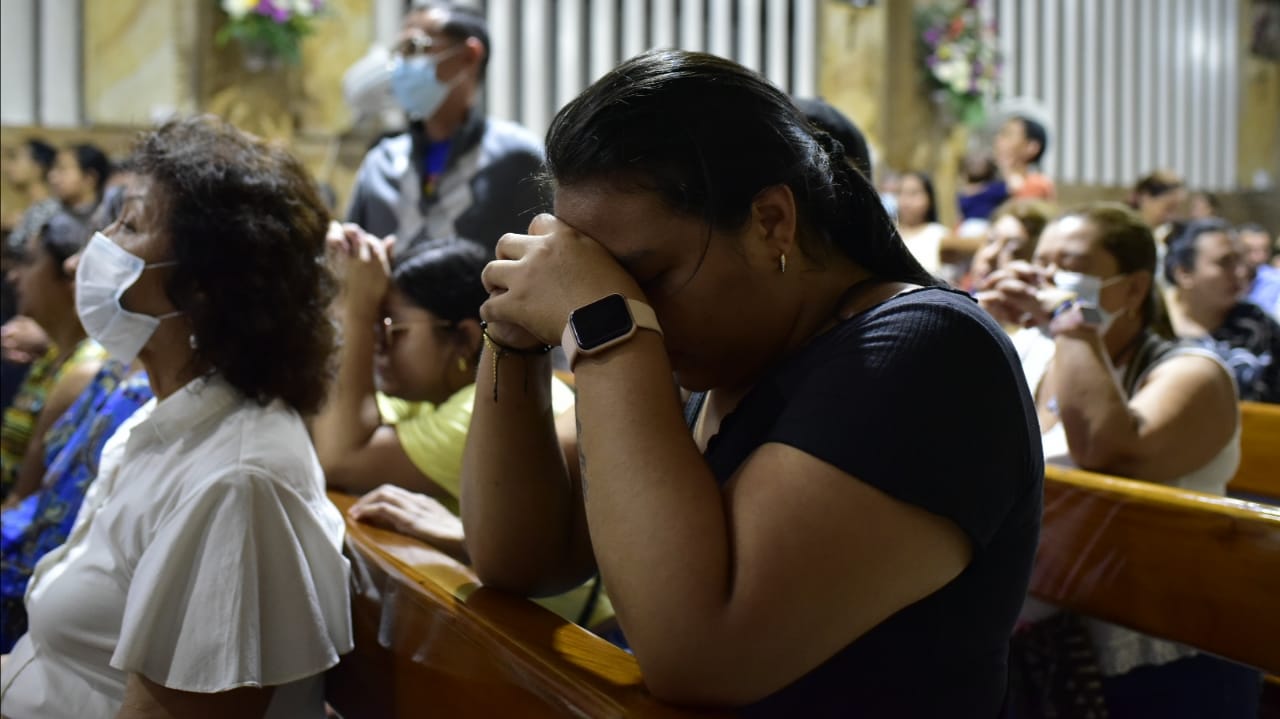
[128,115,336,414]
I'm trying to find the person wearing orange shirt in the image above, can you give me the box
[994,115,1055,201]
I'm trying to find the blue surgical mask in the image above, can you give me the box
[389,49,462,120]
[1052,270,1127,335]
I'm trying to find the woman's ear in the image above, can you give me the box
[746,184,798,270]
[455,317,483,360]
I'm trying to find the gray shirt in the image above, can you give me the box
[345,112,546,255]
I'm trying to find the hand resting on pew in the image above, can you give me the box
[348,483,468,564]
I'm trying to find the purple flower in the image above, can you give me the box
[925,28,942,45]
[255,0,290,22]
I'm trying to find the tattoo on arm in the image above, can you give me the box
[576,410,588,500]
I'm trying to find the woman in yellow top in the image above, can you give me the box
[312,233,596,624]
[1,212,104,504]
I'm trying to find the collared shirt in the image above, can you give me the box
[345,111,546,254]
[0,375,352,719]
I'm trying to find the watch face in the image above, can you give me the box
[571,294,634,350]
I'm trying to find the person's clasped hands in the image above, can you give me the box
[976,260,1105,338]
[326,220,395,316]
[480,213,645,349]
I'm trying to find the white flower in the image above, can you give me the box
[291,0,317,16]
[934,58,970,93]
[222,0,257,19]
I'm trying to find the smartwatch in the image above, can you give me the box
[561,294,663,369]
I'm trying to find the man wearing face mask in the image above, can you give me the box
[345,1,544,256]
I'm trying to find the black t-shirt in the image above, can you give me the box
[688,287,1042,718]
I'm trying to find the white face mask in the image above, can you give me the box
[75,232,181,364]
[1052,270,1127,335]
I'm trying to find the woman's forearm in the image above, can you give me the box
[571,334,735,660]
[311,306,381,473]
[1052,334,1141,469]
[460,344,592,595]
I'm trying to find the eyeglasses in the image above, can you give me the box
[392,33,457,58]
[375,316,454,350]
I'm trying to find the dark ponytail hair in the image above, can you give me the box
[543,49,935,286]
[391,237,488,324]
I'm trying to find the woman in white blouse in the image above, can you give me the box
[0,116,352,719]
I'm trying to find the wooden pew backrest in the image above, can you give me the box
[1228,400,1280,502]
[324,491,724,719]
[1034,465,1280,674]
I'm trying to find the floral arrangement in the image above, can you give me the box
[917,0,1000,128]
[217,0,326,66]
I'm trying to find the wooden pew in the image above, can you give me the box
[1033,465,1280,674]
[323,491,725,719]
[1228,400,1280,503]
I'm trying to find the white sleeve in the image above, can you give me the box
[110,471,352,693]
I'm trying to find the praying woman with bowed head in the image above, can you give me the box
[461,49,1042,718]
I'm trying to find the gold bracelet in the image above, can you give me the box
[480,322,551,402]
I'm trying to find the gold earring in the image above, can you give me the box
[779,253,787,274]
[457,357,469,373]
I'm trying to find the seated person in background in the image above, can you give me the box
[1164,219,1280,403]
[993,114,1054,200]
[463,49,1042,716]
[0,115,352,719]
[956,150,1008,221]
[313,231,598,627]
[1238,223,1280,317]
[315,232,575,505]
[1186,190,1218,220]
[3,138,60,256]
[1128,169,1186,244]
[968,198,1055,291]
[1,213,105,504]
[1,189,151,653]
[895,170,948,276]
[345,1,545,254]
[978,203,1258,718]
[48,143,111,227]
[315,233,489,505]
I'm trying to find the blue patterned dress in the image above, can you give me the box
[0,362,152,651]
